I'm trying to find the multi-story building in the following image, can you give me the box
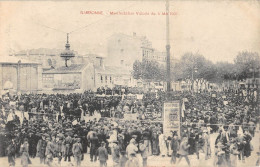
[107,32,176,69]
[94,57,135,89]
[107,32,153,69]
[142,48,167,67]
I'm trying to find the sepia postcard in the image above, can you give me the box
[0,0,259,167]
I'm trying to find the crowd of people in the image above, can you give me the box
[0,86,259,167]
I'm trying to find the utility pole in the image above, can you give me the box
[166,0,171,95]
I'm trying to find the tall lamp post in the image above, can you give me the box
[166,0,171,97]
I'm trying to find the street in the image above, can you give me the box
[1,130,259,167]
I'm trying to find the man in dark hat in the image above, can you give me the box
[6,137,17,167]
[45,136,54,166]
[36,134,47,164]
[119,150,128,167]
[55,135,63,165]
[64,133,73,162]
[28,130,38,158]
[89,132,99,162]
[170,131,179,164]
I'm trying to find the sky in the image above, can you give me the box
[0,0,259,63]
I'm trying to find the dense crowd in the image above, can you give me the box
[0,87,259,167]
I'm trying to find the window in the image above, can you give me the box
[43,74,54,82]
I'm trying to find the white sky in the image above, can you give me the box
[0,0,259,63]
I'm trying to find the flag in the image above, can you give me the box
[181,100,185,118]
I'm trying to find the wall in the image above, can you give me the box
[107,34,149,69]
[0,63,39,93]
[82,64,95,91]
[0,64,18,90]
[94,73,114,89]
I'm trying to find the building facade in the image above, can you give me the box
[42,64,95,93]
[0,56,42,94]
[107,33,153,69]
[11,48,80,71]
[94,57,135,89]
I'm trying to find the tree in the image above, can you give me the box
[215,62,236,81]
[234,51,260,80]
[133,60,142,79]
[132,60,166,81]
[172,52,217,82]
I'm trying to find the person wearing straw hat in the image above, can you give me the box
[111,140,120,167]
[139,139,149,167]
[20,138,31,167]
[126,139,138,158]
[72,138,83,167]
[97,141,108,167]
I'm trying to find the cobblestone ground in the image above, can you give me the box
[0,131,259,167]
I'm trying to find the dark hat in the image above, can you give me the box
[172,131,178,136]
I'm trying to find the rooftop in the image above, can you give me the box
[0,56,39,64]
[13,48,78,56]
[43,64,87,74]
[95,65,131,75]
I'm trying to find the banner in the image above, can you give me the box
[136,94,143,100]
[163,101,181,137]
[123,113,138,120]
